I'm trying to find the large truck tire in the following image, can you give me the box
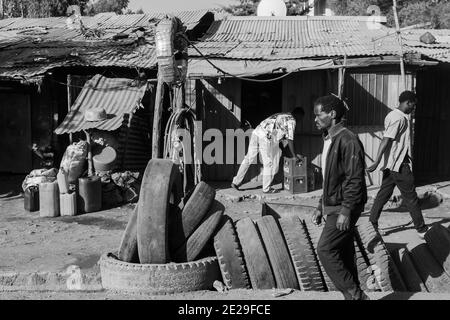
[137,159,181,264]
[169,181,216,252]
[356,221,407,291]
[255,216,299,289]
[100,253,220,294]
[236,218,276,289]
[425,223,450,275]
[172,201,224,262]
[213,217,251,289]
[118,205,139,263]
[302,219,337,291]
[279,216,326,291]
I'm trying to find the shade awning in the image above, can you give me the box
[187,58,335,78]
[55,74,148,135]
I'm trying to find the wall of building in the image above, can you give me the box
[415,65,450,184]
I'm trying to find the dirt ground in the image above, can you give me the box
[1,174,450,300]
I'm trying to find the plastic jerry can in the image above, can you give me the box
[24,186,39,212]
[78,176,102,213]
[39,181,60,218]
[60,192,77,216]
[57,169,70,194]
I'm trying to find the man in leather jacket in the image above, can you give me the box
[311,95,369,300]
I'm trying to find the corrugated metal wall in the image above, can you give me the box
[345,71,415,186]
[415,67,450,183]
[282,69,415,186]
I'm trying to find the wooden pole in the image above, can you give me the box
[84,129,94,177]
[338,55,347,99]
[67,74,73,144]
[152,75,165,159]
[393,0,407,92]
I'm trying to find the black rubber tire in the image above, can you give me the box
[278,216,325,291]
[354,239,379,292]
[137,159,181,264]
[302,219,337,291]
[99,253,220,294]
[118,205,139,263]
[395,248,428,292]
[255,215,299,289]
[172,200,224,263]
[169,181,216,253]
[356,221,407,292]
[236,218,276,289]
[425,223,450,274]
[213,217,251,289]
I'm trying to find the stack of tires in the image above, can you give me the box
[213,215,326,291]
[100,159,224,294]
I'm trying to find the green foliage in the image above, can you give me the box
[224,0,312,16]
[328,0,450,29]
[1,0,129,18]
[85,0,129,15]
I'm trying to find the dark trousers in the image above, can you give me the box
[317,212,364,300]
[369,164,427,232]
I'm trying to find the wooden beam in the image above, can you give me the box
[151,76,165,159]
[84,129,94,177]
[67,74,73,144]
[393,0,407,91]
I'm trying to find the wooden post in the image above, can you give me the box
[174,84,184,111]
[338,55,347,99]
[152,75,165,159]
[393,0,407,92]
[67,74,73,144]
[84,129,94,177]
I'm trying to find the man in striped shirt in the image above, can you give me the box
[231,108,304,193]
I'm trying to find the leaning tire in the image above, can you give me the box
[302,220,337,291]
[172,201,224,262]
[100,253,220,294]
[169,181,216,252]
[356,221,407,291]
[279,216,326,291]
[137,159,181,264]
[213,217,251,289]
[118,205,139,263]
[256,216,299,289]
[236,218,276,289]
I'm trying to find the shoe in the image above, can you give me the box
[263,188,280,194]
[231,183,240,191]
[417,226,429,240]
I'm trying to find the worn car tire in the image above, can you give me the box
[236,218,276,289]
[255,216,299,289]
[302,219,337,291]
[169,181,216,253]
[425,223,450,274]
[356,221,407,292]
[213,217,251,289]
[99,253,220,294]
[354,239,379,292]
[172,201,224,262]
[279,216,326,291]
[118,205,139,263]
[137,159,181,264]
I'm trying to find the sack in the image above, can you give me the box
[60,141,88,183]
[22,168,58,192]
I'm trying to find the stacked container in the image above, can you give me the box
[39,181,60,217]
[283,155,309,194]
[58,169,77,216]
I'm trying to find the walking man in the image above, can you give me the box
[367,91,428,238]
[231,108,304,194]
[311,95,369,300]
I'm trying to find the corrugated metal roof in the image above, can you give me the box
[0,10,211,80]
[55,74,148,134]
[190,16,400,60]
[187,58,334,78]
